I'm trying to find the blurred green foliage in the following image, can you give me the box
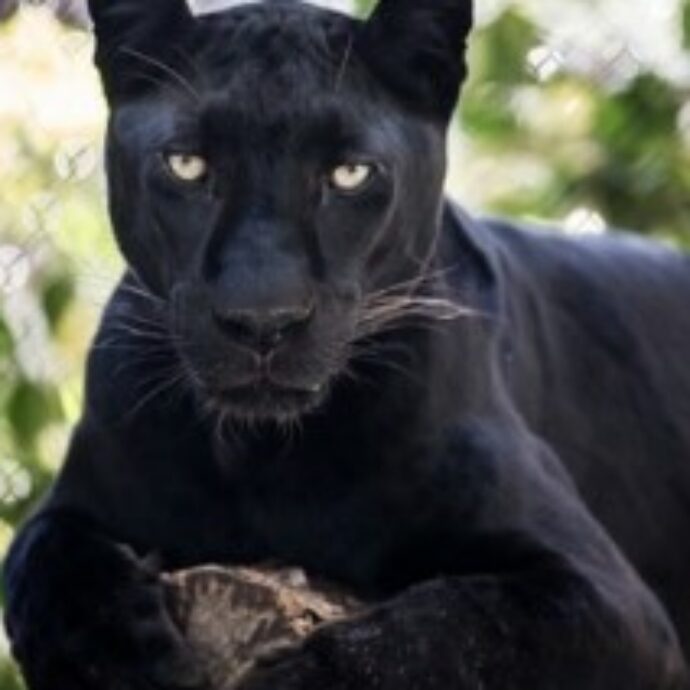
[460,7,690,242]
[2,1,690,688]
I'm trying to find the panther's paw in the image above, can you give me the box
[10,554,207,690]
[234,614,390,690]
[235,646,343,690]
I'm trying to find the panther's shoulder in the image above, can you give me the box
[450,205,690,286]
[443,202,690,325]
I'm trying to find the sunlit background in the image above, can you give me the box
[1,0,690,686]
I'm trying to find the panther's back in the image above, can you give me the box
[483,217,690,647]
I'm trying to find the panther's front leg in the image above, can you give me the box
[236,426,688,690]
[238,567,683,690]
[4,511,207,690]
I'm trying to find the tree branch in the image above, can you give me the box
[164,566,363,689]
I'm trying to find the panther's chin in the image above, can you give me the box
[203,381,329,423]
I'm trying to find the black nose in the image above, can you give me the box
[213,303,314,354]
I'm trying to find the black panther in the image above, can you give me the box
[4,0,690,688]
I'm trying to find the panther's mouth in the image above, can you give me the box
[203,380,329,421]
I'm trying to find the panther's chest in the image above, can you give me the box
[224,453,471,598]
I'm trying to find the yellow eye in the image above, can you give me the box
[165,153,208,183]
[330,163,374,192]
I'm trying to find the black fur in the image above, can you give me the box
[4,1,690,689]
[358,0,473,118]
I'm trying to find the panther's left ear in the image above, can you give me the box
[88,0,195,102]
[357,0,474,121]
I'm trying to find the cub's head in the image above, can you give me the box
[89,0,473,422]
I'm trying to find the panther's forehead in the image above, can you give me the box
[193,0,351,13]
[180,2,367,143]
[193,2,357,91]
[195,92,377,163]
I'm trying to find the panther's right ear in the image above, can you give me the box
[88,0,195,102]
[357,0,474,122]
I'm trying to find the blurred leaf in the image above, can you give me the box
[41,273,76,332]
[7,381,62,450]
[473,10,538,85]
[594,74,680,155]
[683,0,690,49]
[354,0,374,17]
[460,82,520,140]
[0,321,13,361]
[459,10,538,140]
[0,659,25,690]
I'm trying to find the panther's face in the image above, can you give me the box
[90,0,472,422]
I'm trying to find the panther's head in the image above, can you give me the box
[88,0,473,422]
